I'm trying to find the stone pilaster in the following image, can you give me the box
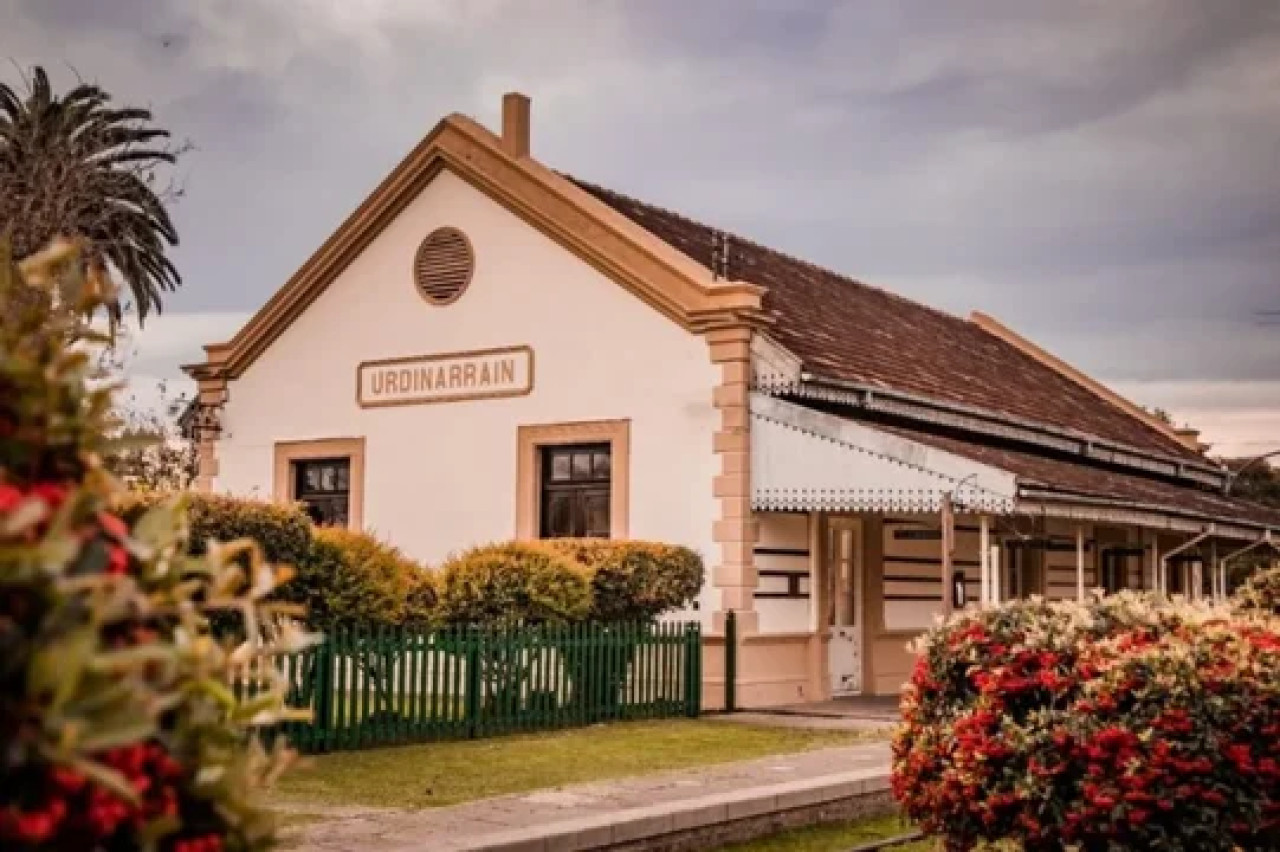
[707,327,758,635]
[188,344,230,494]
[192,377,226,493]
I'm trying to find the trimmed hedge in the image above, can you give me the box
[111,496,700,631]
[435,542,590,627]
[115,491,312,567]
[284,528,435,630]
[536,539,703,622]
[893,593,1280,850]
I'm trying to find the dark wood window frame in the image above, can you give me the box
[515,420,630,540]
[273,438,365,530]
[538,442,612,539]
[293,457,352,528]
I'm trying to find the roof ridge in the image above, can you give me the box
[565,174,972,329]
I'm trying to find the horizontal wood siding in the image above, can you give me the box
[755,512,812,633]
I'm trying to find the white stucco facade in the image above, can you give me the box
[214,169,721,615]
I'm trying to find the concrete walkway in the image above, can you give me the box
[709,711,896,733]
[283,740,893,852]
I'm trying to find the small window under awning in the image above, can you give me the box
[750,394,1018,514]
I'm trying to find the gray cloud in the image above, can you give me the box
[2,0,1277,448]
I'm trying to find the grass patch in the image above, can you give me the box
[271,719,878,810]
[715,814,931,851]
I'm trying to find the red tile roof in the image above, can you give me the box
[571,178,1203,463]
[867,417,1280,530]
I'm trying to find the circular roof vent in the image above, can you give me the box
[414,227,474,305]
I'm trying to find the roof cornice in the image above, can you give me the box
[185,111,767,382]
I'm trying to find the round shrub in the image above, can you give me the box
[537,539,703,622]
[1052,621,1280,849]
[1236,563,1280,616]
[435,542,589,627]
[115,491,313,567]
[281,527,435,630]
[893,593,1280,851]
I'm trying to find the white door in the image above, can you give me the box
[826,518,863,695]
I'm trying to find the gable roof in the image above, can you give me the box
[570,179,1207,466]
[186,113,766,382]
[192,93,1213,487]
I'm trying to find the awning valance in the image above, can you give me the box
[751,394,1018,514]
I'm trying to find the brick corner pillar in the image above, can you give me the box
[192,376,227,494]
[706,326,759,636]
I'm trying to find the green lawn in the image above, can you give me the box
[715,815,933,851]
[270,719,879,810]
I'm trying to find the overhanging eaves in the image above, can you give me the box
[750,394,1018,514]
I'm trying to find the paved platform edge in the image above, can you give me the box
[446,766,895,852]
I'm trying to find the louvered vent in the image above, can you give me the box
[414,227,474,305]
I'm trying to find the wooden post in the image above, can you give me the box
[941,493,955,615]
[724,610,738,713]
[1149,533,1160,594]
[991,544,1002,604]
[979,515,991,608]
[1209,539,1220,601]
[1076,526,1086,602]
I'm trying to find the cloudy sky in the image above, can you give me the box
[4,0,1278,456]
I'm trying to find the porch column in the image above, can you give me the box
[979,515,991,607]
[1209,540,1220,601]
[807,511,822,633]
[990,543,1002,605]
[940,494,955,615]
[1149,532,1161,594]
[1075,525,1086,601]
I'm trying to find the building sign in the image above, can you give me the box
[357,345,534,408]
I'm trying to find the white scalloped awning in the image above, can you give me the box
[751,394,1017,513]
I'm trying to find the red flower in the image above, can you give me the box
[51,767,86,793]
[0,483,22,513]
[106,543,130,575]
[29,482,68,507]
[1225,744,1254,770]
[98,510,129,541]
[14,811,56,843]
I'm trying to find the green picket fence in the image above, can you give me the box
[240,621,702,752]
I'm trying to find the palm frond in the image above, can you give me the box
[0,65,182,323]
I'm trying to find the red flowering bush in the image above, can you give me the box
[893,593,1280,851]
[1,240,307,851]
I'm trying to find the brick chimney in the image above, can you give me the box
[501,92,531,158]
[1175,426,1203,451]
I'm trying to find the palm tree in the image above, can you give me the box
[0,66,181,323]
